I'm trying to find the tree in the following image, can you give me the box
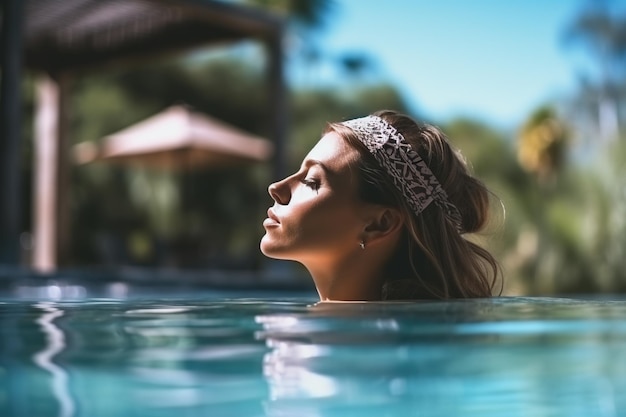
[518,106,569,185]
[243,0,336,64]
[563,0,626,141]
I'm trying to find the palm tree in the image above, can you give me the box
[518,106,569,185]
[517,106,578,294]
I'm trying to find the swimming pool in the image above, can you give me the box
[1,288,625,417]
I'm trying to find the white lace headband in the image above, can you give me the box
[341,115,463,230]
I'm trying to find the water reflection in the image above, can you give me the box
[257,299,626,417]
[17,284,87,300]
[2,297,626,417]
[120,302,269,414]
[33,302,75,417]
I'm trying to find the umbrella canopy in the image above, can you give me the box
[74,105,273,170]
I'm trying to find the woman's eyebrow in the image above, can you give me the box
[302,159,331,174]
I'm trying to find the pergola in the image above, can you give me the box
[0,0,287,270]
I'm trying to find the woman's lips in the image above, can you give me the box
[263,208,280,227]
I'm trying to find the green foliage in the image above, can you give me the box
[563,1,626,141]
[63,51,410,269]
[563,2,626,80]
[15,0,626,296]
[71,78,151,142]
[243,0,336,30]
[590,139,626,291]
[444,118,525,183]
[289,84,409,170]
[112,57,270,136]
[64,55,273,268]
[435,110,626,295]
[62,56,626,295]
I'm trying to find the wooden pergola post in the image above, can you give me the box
[7,0,288,271]
[32,75,59,272]
[32,73,71,272]
[0,0,25,265]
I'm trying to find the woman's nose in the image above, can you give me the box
[268,179,290,205]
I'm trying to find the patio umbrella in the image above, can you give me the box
[72,105,273,267]
[73,105,273,170]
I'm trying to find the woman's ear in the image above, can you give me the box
[363,207,403,243]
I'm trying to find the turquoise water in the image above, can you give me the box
[1,293,625,417]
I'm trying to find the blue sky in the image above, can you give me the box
[304,0,625,128]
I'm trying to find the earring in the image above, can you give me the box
[359,240,365,250]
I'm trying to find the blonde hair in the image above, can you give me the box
[327,110,501,300]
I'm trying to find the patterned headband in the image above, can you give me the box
[341,115,463,230]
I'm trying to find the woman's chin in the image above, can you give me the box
[260,236,281,258]
[260,240,297,262]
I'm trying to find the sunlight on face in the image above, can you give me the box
[260,132,366,264]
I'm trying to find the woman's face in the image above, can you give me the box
[260,132,369,264]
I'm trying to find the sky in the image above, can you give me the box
[304,0,625,129]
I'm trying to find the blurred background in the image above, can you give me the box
[1,0,626,296]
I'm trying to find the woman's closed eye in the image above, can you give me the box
[301,178,320,192]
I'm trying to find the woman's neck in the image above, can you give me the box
[306,256,385,302]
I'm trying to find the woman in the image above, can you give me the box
[260,110,500,301]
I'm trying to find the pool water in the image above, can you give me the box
[1,294,625,417]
